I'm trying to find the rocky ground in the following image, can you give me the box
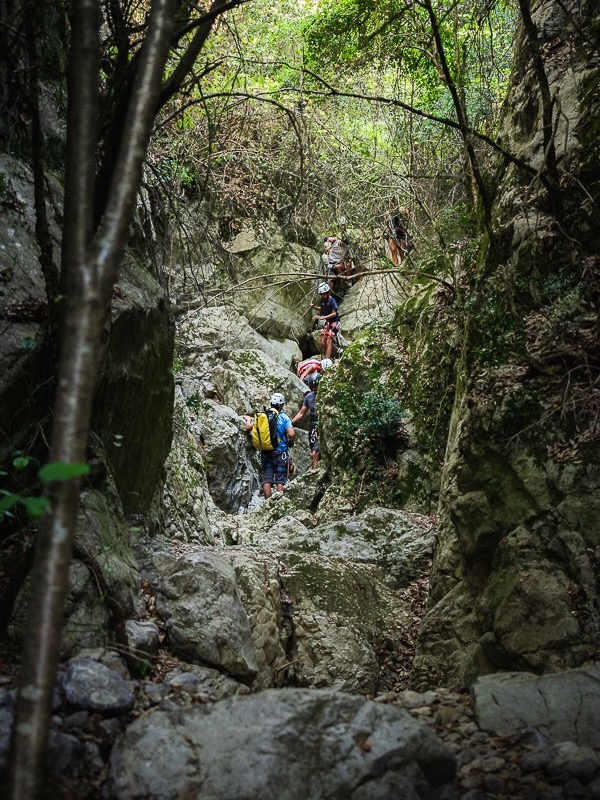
[1,638,599,799]
[381,685,600,800]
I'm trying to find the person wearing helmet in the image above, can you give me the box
[320,358,333,370]
[291,374,321,468]
[296,356,323,384]
[261,392,295,498]
[312,283,341,360]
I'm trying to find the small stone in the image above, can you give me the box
[459,721,479,735]
[461,790,487,800]
[519,727,551,748]
[62,710,91,731]
[482,774,506,794]
[435,705,462,724]
[457,748,479,766]
[412,705,433,716]
[504,762,522,779]
[481,755,506,771]
[563,777,585,797]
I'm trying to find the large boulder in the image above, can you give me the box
[219,503,428,694]
[472,664,600,747]
[91,256,174,516]
[108,689,456,800]
[152,549,258,681]
[177,305,302,370]
[338,272,406,342]
[224,222,317,341]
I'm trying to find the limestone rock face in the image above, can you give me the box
[412,0,600,688]
[91,257,174,516]
[224,221,317,341]
[0,152,174,519]
[165,306,310,521]
[215,502,434,695]
[153,549,259,681]
[338,272,406,342]
[0,154,60,458]
[108,689,456,800]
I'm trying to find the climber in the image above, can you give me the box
[386,214,408,266]
[329,259,353,295]
[323,235,348,276]
[296,355,333,384]
[261,392,295,499]
[291,373,321,468]
[296,356,322,384]
[312,282,340,360]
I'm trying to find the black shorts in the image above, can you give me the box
[261,450,290,486]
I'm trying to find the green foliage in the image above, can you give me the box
[491,386,542,439]
[0,492,51,519]
[0,458,90,522]
[325,378,410,509]
[333,385,406,463]
[38,462,90,482]
[184,392,208,414]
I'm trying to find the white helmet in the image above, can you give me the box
[321,358,333,369]
[318,282,330,294]
[270,392,285,407]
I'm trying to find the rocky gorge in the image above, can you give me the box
[1,0,599,797]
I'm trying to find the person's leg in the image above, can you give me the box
[309,428,320,468]
[262,453,274,498]
[398,237,406,263]
[320,331,327,355]
[388,238,399,266]
[310,448,320,468]
[274,451,289,492]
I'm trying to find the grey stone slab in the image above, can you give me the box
[472,664,600,746]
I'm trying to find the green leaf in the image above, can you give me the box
[0,493,20,514]
[38,461,90,482]
[21,496,52,519]
[13,455,32,470]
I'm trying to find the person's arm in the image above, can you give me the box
[291,406,307,425]
[286,425,296,445]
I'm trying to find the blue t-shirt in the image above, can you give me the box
[320,296,339,322]
[275,411,293,452]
